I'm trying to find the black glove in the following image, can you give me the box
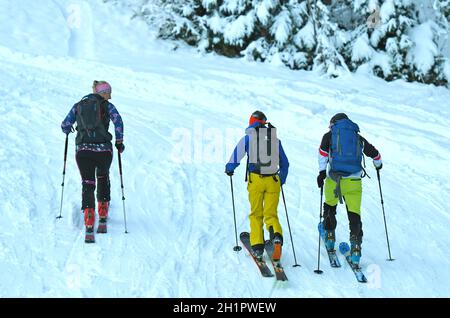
[225,170,234,177]
[317,170,326,188]
[115,141,125,154]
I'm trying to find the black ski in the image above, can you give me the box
[264,240,288,281]
[240,232,274,278]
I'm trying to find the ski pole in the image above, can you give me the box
[230,176,242,252]
[57,134,69,219]
[281,186,300,267]
[118,151,128,234]
[377,169,394,261]
[314,186,324,274]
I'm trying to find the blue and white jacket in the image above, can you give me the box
[61,98,124,153]
[225,122,289,185]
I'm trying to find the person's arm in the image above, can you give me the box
[108,103,124,142]
[278,141,289,185]
[316,131,330,188]
[61,105,77,134]
[318,131,331,172]
[360,136,382,168]
[225,135,248,174]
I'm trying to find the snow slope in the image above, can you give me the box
[0,0,449,297]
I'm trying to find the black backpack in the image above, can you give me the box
[75,94,112,145]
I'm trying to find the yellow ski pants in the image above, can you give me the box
[324,177,362,214]
[247,173,283,246]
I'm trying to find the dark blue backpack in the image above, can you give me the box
[330,119,363,176]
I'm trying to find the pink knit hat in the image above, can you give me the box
[94,82,112,94]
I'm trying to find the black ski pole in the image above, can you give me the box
[230,176,242,252]
[377,169,394,261]
[281,186,300,267]
[118,151,128,234]
[314,186,324,274]
[57,134,69,219]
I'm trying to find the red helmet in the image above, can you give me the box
[249,111,267,126]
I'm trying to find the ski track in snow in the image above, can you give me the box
[0,0,450,297]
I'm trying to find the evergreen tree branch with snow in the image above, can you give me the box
[123,0,449,86]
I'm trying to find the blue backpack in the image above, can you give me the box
[329,119,363,176]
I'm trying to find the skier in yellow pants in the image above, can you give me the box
[247,173,283,249]
[225,111,289,261]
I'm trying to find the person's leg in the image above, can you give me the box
[263,175,283,261]
[263,176,282,242]
[247,174,265,256]
[323,177,339,250]
[96,151,113,219]
[341,178,363,264]
[76,151,96,227]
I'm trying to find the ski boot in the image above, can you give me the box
[350,235,362,267]
[84,208,95,243]
[251,245,265,262]
[97,201,109,234]
[324,230,336,251]
[272,234,283,262]
[269,226,283,261]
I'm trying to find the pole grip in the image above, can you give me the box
[118,151,123,176]
[63,134,69,173]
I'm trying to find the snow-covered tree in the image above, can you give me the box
[243,0,315,69]
[434,0,450,24]
[122,0,449,85]
[407,20,448,85]
[153,0,318,69]
[312,0,350,76]
[343,0,379,71]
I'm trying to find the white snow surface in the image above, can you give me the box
[0,0,450,298]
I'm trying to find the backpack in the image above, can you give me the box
[247,123,280,176]
[329,119,363,176]
[75,94,112,145]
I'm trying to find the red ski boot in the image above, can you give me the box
[97,202,109,234]
[84,208,95,243]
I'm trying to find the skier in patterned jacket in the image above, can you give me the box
[317,113,382,266]
[61,81,124,242]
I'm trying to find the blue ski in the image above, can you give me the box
[339,242,367,283]
[318,223,341,268]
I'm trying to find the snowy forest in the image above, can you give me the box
[107,0,450,86]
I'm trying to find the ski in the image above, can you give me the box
[240,232,274,278]
[339,242,367,283]
[318,222,341,268]
[264,240,288,281]
[85,227,95,243]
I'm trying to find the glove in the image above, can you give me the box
[225,170,234,177]
[317,170,326,188]
[62,126,74,135]
[115,141,125,154]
